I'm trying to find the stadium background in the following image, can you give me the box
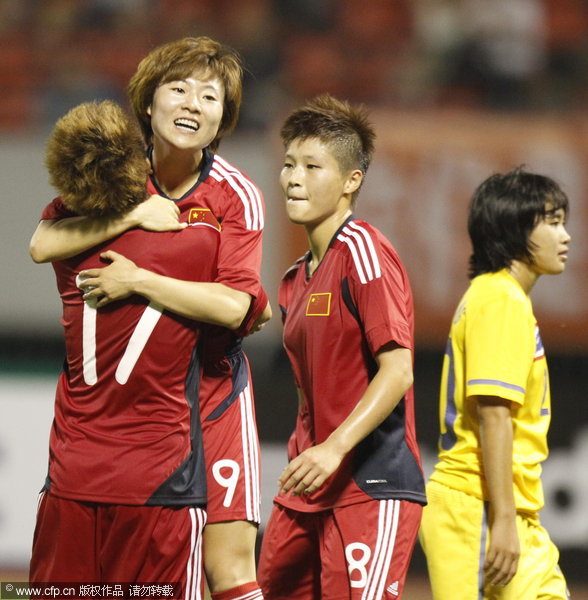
[1,1,587,597]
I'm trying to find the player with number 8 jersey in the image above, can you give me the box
[258,94,425,600]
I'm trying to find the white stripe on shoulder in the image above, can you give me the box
[347,221,382,277]
[337,222,381,284]
[210,155,264,231]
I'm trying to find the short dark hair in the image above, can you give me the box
[45,101,148,217]
[280,93,375,202]
[468,167,569,278]
[128,36,243,151]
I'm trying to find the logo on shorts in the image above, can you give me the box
[386,581,399,596]
[306,293,331,316]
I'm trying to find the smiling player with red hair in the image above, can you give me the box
[30,37,269,600]
[31,99,249,596]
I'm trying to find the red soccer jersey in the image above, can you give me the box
[41,149,267,417]
[42,150,265,304]
[147,150,266,417]
[276,218,426,512]
[46,215,221,505]
[147,149,264,299]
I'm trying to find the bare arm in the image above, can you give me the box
[476,395,520,587]
[278,343,413,496]
[29,195,185,263]
[79,250,250,330]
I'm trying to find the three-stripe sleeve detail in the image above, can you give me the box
[337,222,381,284]
[210,156,264,231]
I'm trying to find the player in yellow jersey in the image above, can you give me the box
[420,167,572,600]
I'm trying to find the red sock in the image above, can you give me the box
[211,581,264,600]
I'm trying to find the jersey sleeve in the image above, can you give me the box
[344,224,413,356]
[40,197,77,221]
[278,271,293,325]
[278,260,304,325]
[214,170,265,299]
[234,285,269,337]
[465,294,535,406]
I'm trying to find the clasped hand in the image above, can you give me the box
[131,194,186,232]
[78,250,139,308]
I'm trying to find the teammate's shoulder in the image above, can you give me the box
[282,254,307,280]
[41,196,77,220]
[336,218,392,247]
[209,153,258,187]
[207,153,264,230]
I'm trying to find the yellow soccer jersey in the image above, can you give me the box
[430,270,551,514]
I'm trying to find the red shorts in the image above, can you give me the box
[30,492,206,598]
[201,378,261,524]
[257,499,422,600]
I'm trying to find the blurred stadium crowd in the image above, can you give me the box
[3,0,588,133]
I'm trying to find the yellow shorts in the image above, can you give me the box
[419,481,570,600]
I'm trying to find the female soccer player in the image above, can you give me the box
[419,168,571,600]
[29,37,269,600]
[31,99,238,597]
[257,94,426,600]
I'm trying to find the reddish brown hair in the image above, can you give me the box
[45,101,148,217]
[128,36,243,151]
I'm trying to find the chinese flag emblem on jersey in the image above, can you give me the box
[188,208,221,230]
[306,293,331,316]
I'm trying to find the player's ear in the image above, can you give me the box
[146,105,152,116]
[344,170,363,195]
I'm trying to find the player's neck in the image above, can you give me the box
[305,210,351,275]
[507,260,539,295]
[151,145,203,198]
